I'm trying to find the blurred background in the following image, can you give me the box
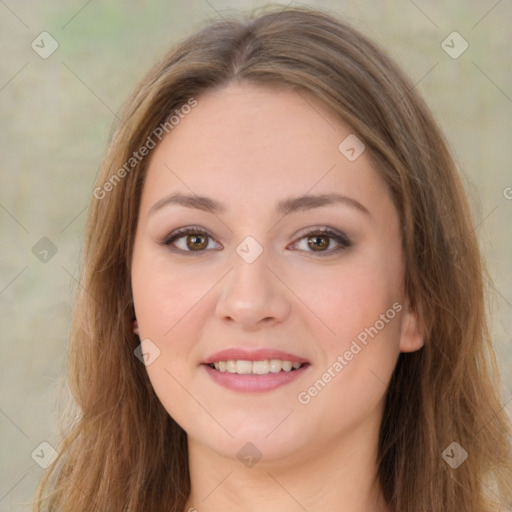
[0,0,511,509]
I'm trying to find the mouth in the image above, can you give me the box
[206,359,309,375]
[201,348,311,392]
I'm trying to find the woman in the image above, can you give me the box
[34,5,512,511]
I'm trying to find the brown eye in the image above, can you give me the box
[307,235,330,251]
[186,233,208,250]
[163,226,222,254]
[290,227,351,256]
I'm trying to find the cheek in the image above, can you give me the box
[298,273,402,424]
[131,253,206,426]
[298,258,402,344]
[295,256,403,411]
[131,248,219,341]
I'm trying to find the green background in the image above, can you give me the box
[1,1,511,509]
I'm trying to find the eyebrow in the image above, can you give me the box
[148,192,370,217]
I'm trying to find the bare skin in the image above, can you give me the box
[131,82,423,512]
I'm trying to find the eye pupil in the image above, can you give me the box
[187,234,208,250]
[307,235,329,251]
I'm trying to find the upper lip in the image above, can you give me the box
[202,348,309,365]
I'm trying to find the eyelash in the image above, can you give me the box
[161,225,351,257]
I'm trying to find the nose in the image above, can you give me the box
[214,250,291,330]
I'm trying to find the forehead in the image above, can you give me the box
[140,82,389,215]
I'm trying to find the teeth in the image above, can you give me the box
[236,360,253,374]
[253,360,269,375]
[282,361,292,371]
[210,359,304,375]
[269,359,282,373]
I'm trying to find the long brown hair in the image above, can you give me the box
[34,5,512,511]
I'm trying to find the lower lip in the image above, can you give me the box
[202,364,310,392]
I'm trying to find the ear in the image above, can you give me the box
[398,295,424,353]
[133,319,140,336]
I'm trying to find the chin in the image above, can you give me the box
[186,413,314,465]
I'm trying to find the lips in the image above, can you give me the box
[201,348,311,392]
[202,348,308,365]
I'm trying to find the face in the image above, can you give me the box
[131,82,423,465]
